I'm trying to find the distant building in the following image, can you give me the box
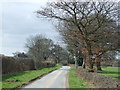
[17,52,28,58]
[13,52,28,58]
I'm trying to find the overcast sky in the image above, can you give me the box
[0,0,119,57]
[0,0,63,56]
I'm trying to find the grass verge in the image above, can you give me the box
[0,82,2,90]
[2,65,61,89]
[69,66,88,88]
[96,66,120,79]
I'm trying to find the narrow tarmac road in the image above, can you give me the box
[22,66,70,89]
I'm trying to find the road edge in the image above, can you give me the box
[66,67,70,88]
[14,68,59,89]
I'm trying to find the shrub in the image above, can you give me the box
[2,56,35,74]
[60,60,68,66]
[2,56,56,74]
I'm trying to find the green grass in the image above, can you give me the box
[96,67,120,79]
[2,65,61,89]
[69,66,88,88]
[0,82,2,90]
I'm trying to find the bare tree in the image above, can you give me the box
[51,44,69,64]
[58,13,119,70]
[25,34,54,69]
[36,0,119,71]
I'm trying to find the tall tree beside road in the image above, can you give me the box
[51,44,69,64]
[25,34,70,69]
[58,14,119,70]
[25,34,54,69]
[36,0,119,71]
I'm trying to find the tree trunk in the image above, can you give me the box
[88,55,94,72]
[95,56,102,71]
[96,62,102,71]
[82,60,86,68]
[89,62,94,69]
[75,58,78,69]
[88,61,94,72]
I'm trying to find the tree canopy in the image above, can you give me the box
[36,0,119,71]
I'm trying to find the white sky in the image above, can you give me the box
[0,0,119,2]
[0,0,64,56]
[0,0,119,56]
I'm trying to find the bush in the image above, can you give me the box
[2,56,35,74]
[60,60,68,66]
[42,59,56,68]
[2,56,56,74]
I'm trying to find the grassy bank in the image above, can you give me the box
[0,82,2,90]
[69,66,88,88]
[96,67,120,79]
[2,65,61,89]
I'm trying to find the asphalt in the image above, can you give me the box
[21,66,70,89]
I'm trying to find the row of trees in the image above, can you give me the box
[36,0,120,71]
[25,34,69,69]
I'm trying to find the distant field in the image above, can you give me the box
[96,67,120,79]
[2,65,61,89]
[69,66,88,88]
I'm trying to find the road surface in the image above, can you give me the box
[22,66,70,89]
